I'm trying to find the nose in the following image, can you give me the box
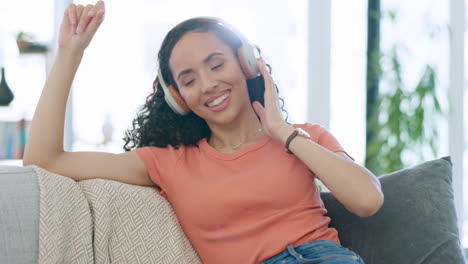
[199,71,218,93]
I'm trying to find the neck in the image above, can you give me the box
[208,113,264,153]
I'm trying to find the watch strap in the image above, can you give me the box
[285,129,299,154]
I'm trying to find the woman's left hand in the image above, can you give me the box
[252,58,291,142]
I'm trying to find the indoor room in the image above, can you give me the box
[0,0,466,263]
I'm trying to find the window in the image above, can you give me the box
[0,0,54,120]
[72,0,308,152]
[0,0,54,163]
[464,0,468,249]
[330,1,368,164]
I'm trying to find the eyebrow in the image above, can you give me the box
[176,52,225,80]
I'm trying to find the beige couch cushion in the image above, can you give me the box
[35,166,201,264]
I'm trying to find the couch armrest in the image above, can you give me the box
[0,166,40,264]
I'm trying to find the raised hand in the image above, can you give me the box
[58,1,105,55]
[252,59,290,141]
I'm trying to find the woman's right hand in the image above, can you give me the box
[58,1,105,55]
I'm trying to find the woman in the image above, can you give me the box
[24,1,383,263]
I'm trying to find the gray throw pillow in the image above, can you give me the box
[320,157,465,264]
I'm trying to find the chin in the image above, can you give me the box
[202,108,240,126]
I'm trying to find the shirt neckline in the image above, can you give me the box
[199,135,272,160]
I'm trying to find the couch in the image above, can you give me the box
[0,157,465,264]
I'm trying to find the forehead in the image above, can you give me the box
[169,31,233,72]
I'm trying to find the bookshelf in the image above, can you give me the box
[0,36,50,163]
[0,49,38,161]
[0,107,31,161]
[0,0,58,165]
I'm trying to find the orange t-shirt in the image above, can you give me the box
[135,123,346,264]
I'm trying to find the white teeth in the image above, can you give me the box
[207,93,229,108]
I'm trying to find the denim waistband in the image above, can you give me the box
[261,240,362,264]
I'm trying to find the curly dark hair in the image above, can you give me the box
[123,18,288,151]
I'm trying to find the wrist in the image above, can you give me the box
[57,49,84,61]
[272,123,295,145]
[284,127,311,154]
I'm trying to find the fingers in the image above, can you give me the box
[64,1,104,35]
[58,1,105,51]
[68,4,77,26]
[83,1,106,38]
[257,58,278,99]
[253,59,272,120]
[252,101,266,119]
[63,4,77,32]
[76,4,85,20]
[63,3,84,33]
[73,1,105,35]
[76,4,94,34]
[257,59,273,88]
[87,0,104,17]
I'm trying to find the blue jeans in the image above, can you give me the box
[260,240,365,264]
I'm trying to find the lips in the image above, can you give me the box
[205,90,231,108]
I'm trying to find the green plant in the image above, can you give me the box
[365,10,444,176]
[16,31,30,41]
[16,31,49,54]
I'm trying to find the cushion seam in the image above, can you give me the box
[0,169,34,175]
[416,237,462,264]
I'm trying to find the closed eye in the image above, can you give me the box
[211,63,224,70]
[184,79,195,86]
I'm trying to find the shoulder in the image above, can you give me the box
[293,122,346,153]
[135,144,188,164]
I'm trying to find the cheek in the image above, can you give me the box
[237,80,250,96]
[179,89,199,108]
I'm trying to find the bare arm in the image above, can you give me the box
[23,1,152,186]
[22,50,82,167]
[283,132,383,218]
[46,151,152,186]
[23,2,102,167]
[253,59,383,218]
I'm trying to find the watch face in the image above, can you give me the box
[296,128,311,139]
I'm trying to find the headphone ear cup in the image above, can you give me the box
[238,44,260,79]
[158,67,191,115]
[167,85,191,115]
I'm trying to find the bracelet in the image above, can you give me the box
[285,129,299,154]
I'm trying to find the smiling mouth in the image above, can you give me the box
[206,91,231,108]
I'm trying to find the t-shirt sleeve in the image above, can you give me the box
[296,123,354,160]
[135,146,174,198]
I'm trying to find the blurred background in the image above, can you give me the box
[0,0,466,252]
